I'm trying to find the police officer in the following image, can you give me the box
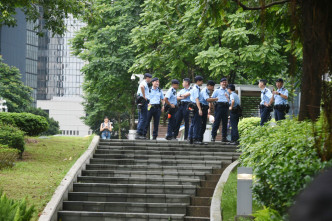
[144,77,165,140]
[258,79,273,126]
[198,80,216,143]
[271,78,288,121]
[136,73,152,139]
[188,76,204,144]
[173,78,191,140]
[165,79,180,140]
[226,84,241,145]
[210,78,230,142]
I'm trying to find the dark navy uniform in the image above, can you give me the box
[274,87,288,121]
[136,77,151,137]
[211,86,229,141]
[173,86,191,139]
[260,87,273,126]
[198,87,210,142]
[188,84,202,142]
[165,84,178,139]
[228,89,240,143]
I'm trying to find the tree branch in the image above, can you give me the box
[232,0,291,10]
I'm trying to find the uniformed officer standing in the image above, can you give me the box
[258,79,273,126]
[173,78,191,140]
[198,80,216,143]
[188,76,204,144]
[144,77,165,140]
[165,79,180,140]
[136,73,152,139]
[210,78,230,142]
[226,84,241,144]
[271,78,288,121]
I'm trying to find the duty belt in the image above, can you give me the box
[179,101,190,106]
[151,104,161,108]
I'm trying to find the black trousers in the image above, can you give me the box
[144,106,161,137]
[198,106,209,142]
[260,106,271,126]
[230,111,239,142]
[173,103,190,139]
[211,104,229,139]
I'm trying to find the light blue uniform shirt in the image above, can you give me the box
[178,87,191,102]
[190,85,201,103]
[274,88,288,105]
[260,87,272,105]
[200,87,210,105]
[211,87,229,103]
[165,87,177,105]
[229,92,240,107]
[148,87,164,105]
[137,80,150,98]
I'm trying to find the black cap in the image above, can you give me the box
[276,78,284,83]
[151,77,159,82]
[144,73,152,78]
[194,76,203,82]
[183,78,191,83]
[228,84,235,91]
[171,79,180,84]
[207,80,215,86]
[220,77,227,82]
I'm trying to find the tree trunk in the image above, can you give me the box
[118,114,122,139]
[298,0,329,121]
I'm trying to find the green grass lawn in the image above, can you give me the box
[222,169,263,221]
[0,136,93,220]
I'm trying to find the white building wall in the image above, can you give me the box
[37,97,91,136]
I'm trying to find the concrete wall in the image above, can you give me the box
[37,96,92,136]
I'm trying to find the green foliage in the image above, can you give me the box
[0,113,49,136]
[0,191,35,221]
[239,119,330,214]
[238,117,261,137]
[0,147,19,170]
[0,0,91,35]
[26,107,60,135]
[0,124,25,157]
[253,207,283,221]
[0,58,33,113]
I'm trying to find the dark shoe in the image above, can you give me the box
[222,138,230,143]
[171,136,178,140]
[152,136,157,140]
[135,134,142,139]
[189,138,193,144]
[194,140,202,145]
[165,136,172,140]
[230,141,239,145]
[211,137,216,142]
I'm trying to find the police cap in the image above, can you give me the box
[171,79,180,84]
[194,76,203,82]
[183,78,191,84]
[228,84,235,91]
[144,73,152,78]
[207,80,215,86]
[276,78,284,83]
[151,77,159,82]
[220,77,227,82]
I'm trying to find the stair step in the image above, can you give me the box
[58,211,185,221]
[187,206,210,217]
[86,164,216,173]
[89,159,228,167]
[205,174,221,181]
[196,188,215,197]
[63,201,188,214]
[184,216,210,221]
[73,183,197,195]
[200,180,218,188]
[68,192,191,204]
[93,154,232,161]
[77,176,201,186]
[191,197,211,206]
[82,170,207,179]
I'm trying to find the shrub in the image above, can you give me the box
[238,117,261,137]
[0,146,19,170]
[0,191,35,221]
[253,207,283,221]
[26,107,60,135]
[0,123,25,157]
[0,112,49,136]
[239,119,329,215]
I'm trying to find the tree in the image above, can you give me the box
[26,107,60,135]
[0,57,33,112]
[71,0,143,135]
[0,0,91,35]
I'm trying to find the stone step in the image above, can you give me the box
[93,153,233,161]
[184,216,210,221]
[63,201,188,214]
[58,211,185,221]
[200,180,218,188]
[205,174,221,181]
[85,164,217,173]
[77,176,201,186]
[68,192,191,204]
[187,206,210,217]
[191,197,211,206]
[89,159,228,167]
[73,183,196,195]
[95,149,239,157]
[196,188,215,197]
[81,170,207,180]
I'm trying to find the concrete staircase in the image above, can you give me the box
[58,139,239,221]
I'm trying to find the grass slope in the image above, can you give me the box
[0,136,93,220]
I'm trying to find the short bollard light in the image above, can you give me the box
[236,167,253,220]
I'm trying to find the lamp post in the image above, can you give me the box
[128,74,143,140]
[236,167,253,220]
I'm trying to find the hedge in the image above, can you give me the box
[0,112,49,136]
[0,146,19,170]
[0,123,25,157]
